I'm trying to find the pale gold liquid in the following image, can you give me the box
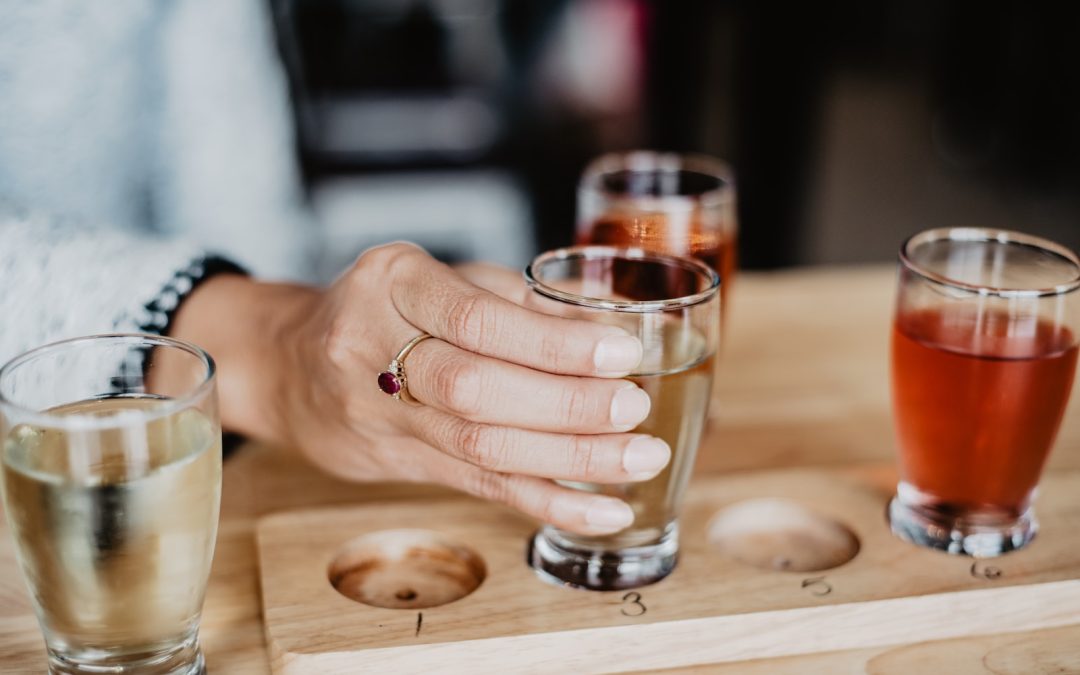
[1,397,221,657]
[563,327,715,548]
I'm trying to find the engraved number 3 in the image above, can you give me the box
[620,591,647,616]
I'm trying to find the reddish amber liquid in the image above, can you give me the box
[579,213,736,312]
[892,308,1078,513]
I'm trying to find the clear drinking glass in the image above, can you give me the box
[889,228,1080,556]
[0,335,222,674]
[577,151,737,318]
[525,246,720,589]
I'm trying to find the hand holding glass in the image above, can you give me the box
[526,247,720,590]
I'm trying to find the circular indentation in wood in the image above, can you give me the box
[328,529,486,609]
[707,498,860,572]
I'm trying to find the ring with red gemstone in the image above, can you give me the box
[377,333,433,403]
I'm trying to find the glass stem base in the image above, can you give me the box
[527,524,678,591]
[47,635,205,675]
[888,496,1038,557]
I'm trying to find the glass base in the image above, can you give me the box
[888,496,1038,557]
[527,524,678,591]
[47,635,205,675]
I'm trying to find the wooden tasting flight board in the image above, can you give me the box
[256,467,1080,674]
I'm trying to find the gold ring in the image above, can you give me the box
[377,333,433,403]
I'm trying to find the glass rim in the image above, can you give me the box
[899,227,1080,298]
[579,150,735,208]
[0,333,216,430]
[525,245,721,313]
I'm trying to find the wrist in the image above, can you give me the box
[169,274,321,445]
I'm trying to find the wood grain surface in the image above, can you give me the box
[2,265,1078,673]
[256,469,1080,673]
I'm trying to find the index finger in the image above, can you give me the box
[392,252,642,377]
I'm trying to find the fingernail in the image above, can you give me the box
[594,334,643,375]
[610,384,651,430]
[622,436,671,479]
[585,499,635,531]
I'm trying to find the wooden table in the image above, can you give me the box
[2,265,1078,673]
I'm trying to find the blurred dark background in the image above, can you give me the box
[268,0,1080,279]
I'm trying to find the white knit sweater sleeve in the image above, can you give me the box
[154,0,314,281]
[0,210,242,365]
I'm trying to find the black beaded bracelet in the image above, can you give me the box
[133,254,249,460]
[134,255,248,336]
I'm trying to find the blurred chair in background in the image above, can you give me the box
[5,0,1076,287]
[272,0,648,278]
[272,0,1080,273]
[273,0,529,277]
[313,171,532,278]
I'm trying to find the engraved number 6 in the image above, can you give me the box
[970,562,1003,580]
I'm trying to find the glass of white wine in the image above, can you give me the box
[0,334,222,675]
[525,246,720,590]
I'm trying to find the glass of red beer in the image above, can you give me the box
[889,228,1080,556]
[577,151,737,316]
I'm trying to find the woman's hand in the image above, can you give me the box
[171,243,670,535]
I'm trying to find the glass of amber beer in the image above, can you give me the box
[577,151,737,315]
[526,246,720,589]
[889,228,1080,556]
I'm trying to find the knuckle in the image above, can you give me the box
[467,470,509,504]
[367,241,420,264]
[536,493,560,526]
[323,316,355,367]
[569,435,604,481]
[429,355,485,416]
[447,292,498,352]
[348,248,381,280]
[352,242,420,279]
[538,331,571,372]
[557,383,594,428]
[455,422,503,470]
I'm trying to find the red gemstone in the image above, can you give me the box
[378,371,401,395]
